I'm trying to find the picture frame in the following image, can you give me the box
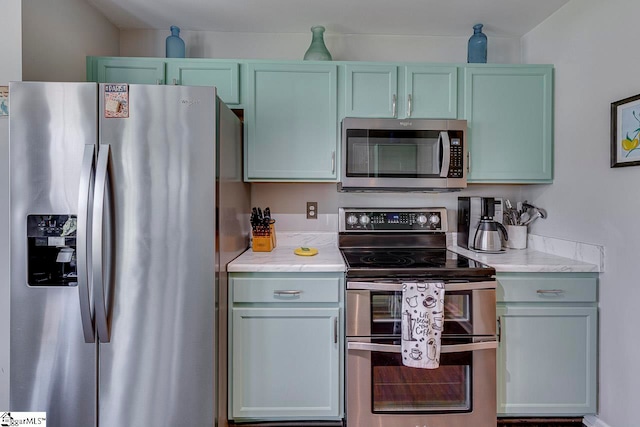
[611,93,640,167]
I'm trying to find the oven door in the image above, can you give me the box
[346,337,497,427]
[346,281,497,338]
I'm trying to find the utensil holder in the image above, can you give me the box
[506,225,527,249]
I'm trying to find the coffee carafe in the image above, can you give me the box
[473,197,508,252]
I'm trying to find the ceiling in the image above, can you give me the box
[87,0,570,38]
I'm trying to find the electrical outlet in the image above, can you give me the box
[306,202,318,219]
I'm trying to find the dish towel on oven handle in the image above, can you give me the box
[401,281,445,369]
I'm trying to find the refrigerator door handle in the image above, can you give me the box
[93,144,111,343]
[78,144,96,343]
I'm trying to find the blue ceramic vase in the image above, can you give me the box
[467,24,487,63]
[303,26,332,61]
[166,25,185,58]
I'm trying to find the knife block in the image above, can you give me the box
[252,221,276,252]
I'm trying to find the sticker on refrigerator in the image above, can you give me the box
[0,86,8,117]
[104,83,129,118]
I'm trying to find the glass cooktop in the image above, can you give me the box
[341,248,495,278]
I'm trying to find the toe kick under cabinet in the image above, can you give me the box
[496,273,598,417]
[228,272,345,422]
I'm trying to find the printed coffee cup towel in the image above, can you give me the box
[401,281,445,369]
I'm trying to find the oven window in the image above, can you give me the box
[345,129,442,178]
[371,291,472,335]
[371,342,472,413]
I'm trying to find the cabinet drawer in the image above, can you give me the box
[497,274,597,303]
[232,276,341,303]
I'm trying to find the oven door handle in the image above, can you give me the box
[346,281,496,292]
[347,341,497,354]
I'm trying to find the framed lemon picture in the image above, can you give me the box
[611,93,640,167]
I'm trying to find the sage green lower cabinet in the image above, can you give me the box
[245,63,338,181]
[497,273,598,416]
[463,66,554,183]
[228,272,344,421]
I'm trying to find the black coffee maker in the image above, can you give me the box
[472,197,508,252]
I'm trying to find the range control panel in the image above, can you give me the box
[339,208,448,232]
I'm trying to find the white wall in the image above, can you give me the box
[22,0,119,82]
[0,0,22,409]
[120,28,521,63]
[522,1,640,426]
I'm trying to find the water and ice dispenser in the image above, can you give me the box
[27,214,77,286]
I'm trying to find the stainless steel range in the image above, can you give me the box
[339,208,498,427]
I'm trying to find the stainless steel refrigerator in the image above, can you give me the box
[9,82,250,426]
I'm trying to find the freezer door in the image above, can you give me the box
[97,84,216,426]
[9,82,98,426]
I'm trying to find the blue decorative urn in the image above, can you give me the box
[166,25,185,58]
[467,23,487,63]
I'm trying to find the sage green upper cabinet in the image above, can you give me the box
[166,60,240,104]
[93,57,166,84]
[405,65,458,118]
[344,64,457,119]
[463,66,554,183]
[344,64,398,118]
[245,62,338,181]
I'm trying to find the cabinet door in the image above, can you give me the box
[497,305,597,416]
[246,63,338,181]
[463,66,553,183]
[405,65,457,118]
[166,60,240,104]
[344,64,398,118]
[231,307,341,419]
[95,58,166,84]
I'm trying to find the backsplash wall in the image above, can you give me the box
[251,182,526,232]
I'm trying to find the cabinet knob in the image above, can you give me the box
[331,151,336,174]
[536,289,565,295]
[273,290,302,297]
[392,94,397,118]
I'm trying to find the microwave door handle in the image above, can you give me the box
[347,341,497,353]
[439,131,451,178]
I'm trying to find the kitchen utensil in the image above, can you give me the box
[522,209,545,226]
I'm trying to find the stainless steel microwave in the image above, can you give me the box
[339,117,467,192]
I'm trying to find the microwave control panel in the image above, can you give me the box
[339,208,448,232]
[448,137,464,178]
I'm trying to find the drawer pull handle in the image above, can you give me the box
[273,290,302,296]
[536,289,565,295]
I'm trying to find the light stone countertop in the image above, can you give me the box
[227,233,345,273]
[227,232,602,274]
[448,245,600,273]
